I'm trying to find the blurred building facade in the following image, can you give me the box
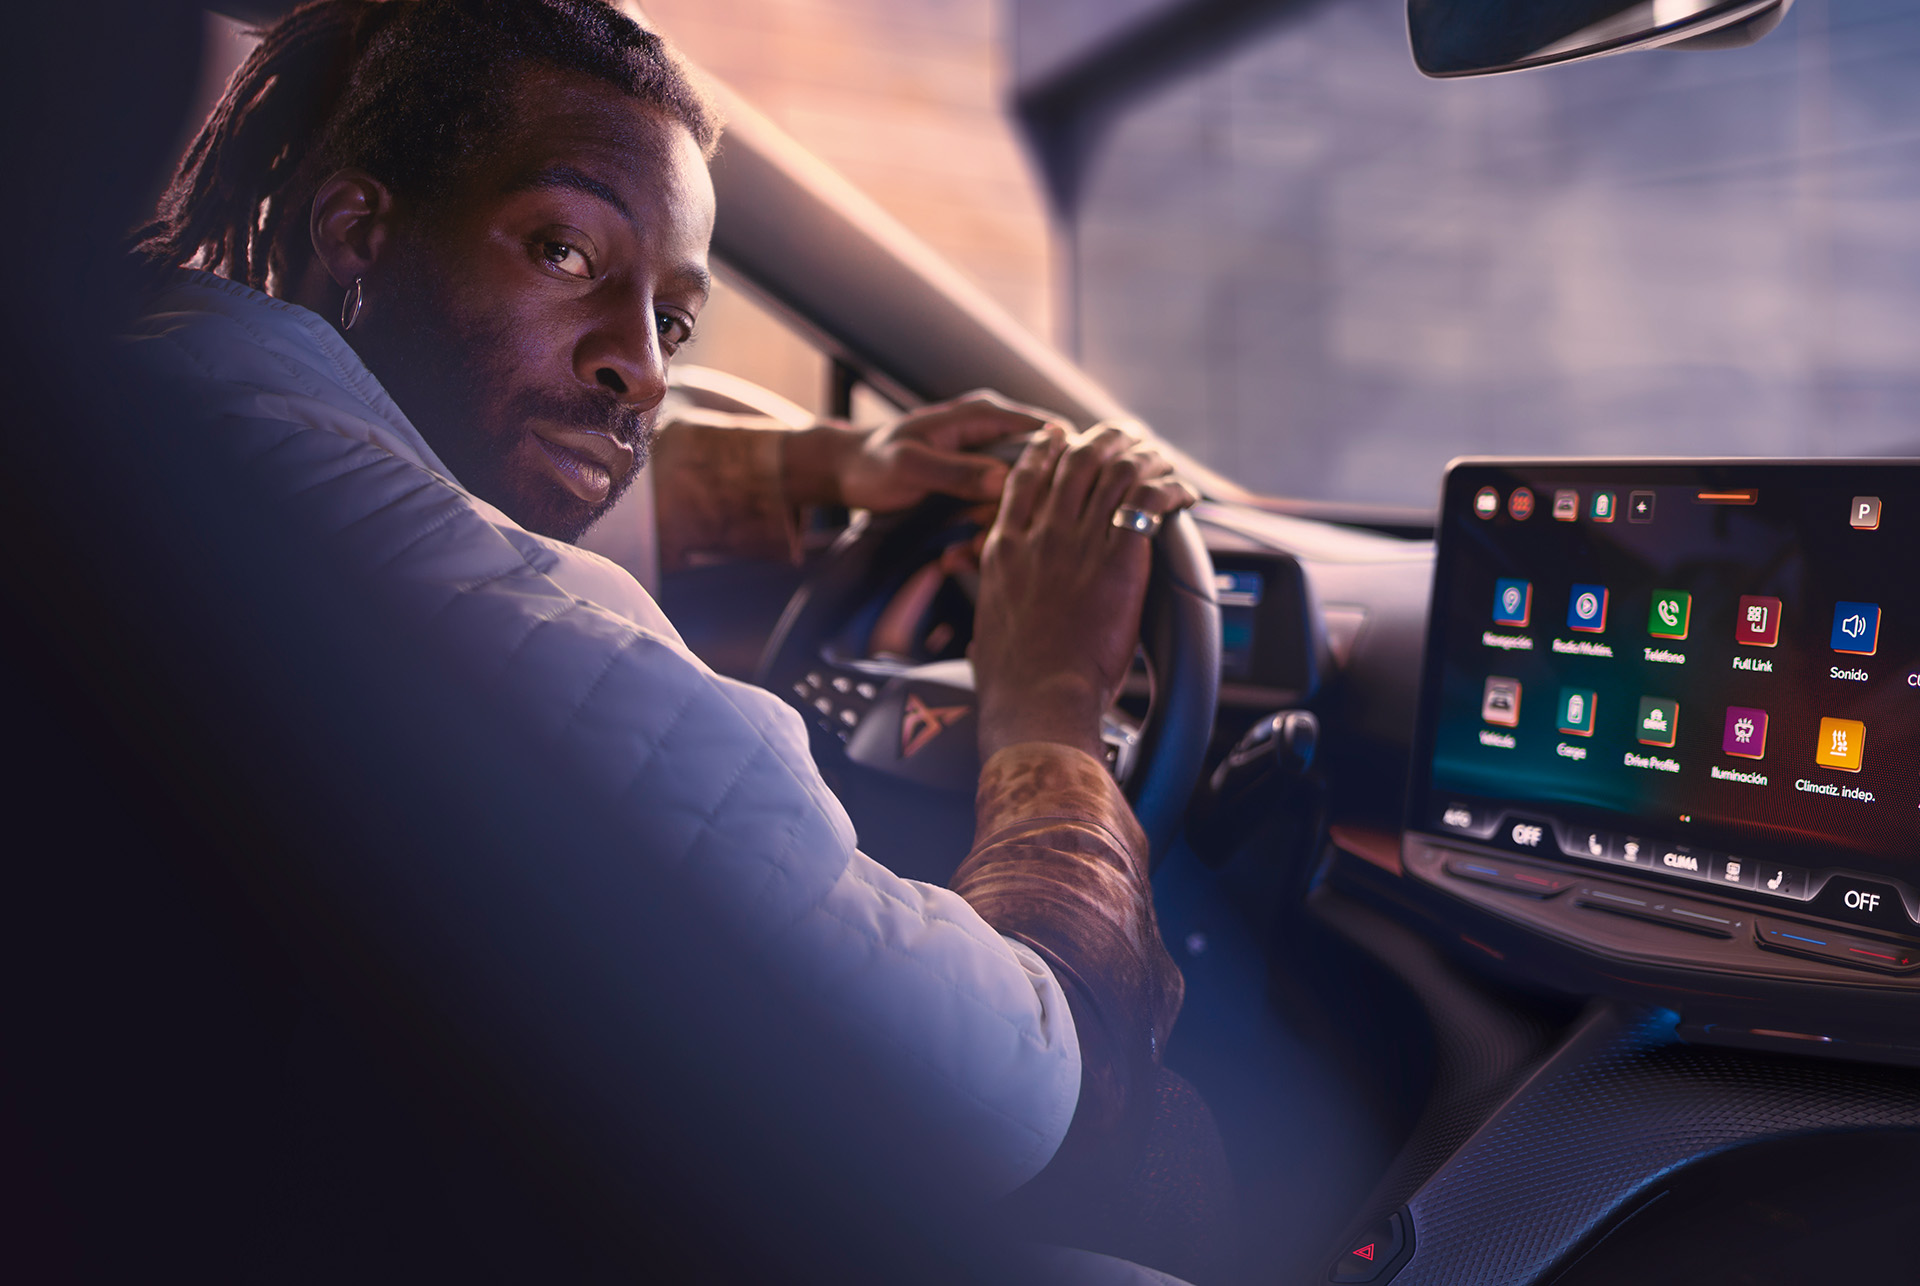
[638,0,1055,415]
[1051,0,1920,506]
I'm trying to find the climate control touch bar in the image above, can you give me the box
[1426,801,1920,937]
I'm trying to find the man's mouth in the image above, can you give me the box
[530,422,634,505]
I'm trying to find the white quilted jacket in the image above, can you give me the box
[129,270,1081,1202]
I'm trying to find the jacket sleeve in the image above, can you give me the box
[649,413,801,572]
[949,743,1184,1182]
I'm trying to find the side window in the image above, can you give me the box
[683,271,906,428]
[681,272,827,418]
[847,379,903,429]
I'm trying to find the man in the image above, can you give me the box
[127,0,1217,1278]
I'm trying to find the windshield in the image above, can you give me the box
[1060,0,1920,507]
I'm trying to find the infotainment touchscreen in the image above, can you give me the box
[1409,461,1919,890]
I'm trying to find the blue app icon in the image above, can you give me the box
[1567,584,1609,633]
[1493,578,1532,627]
[1831,601,1881,656]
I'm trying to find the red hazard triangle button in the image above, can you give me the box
[1330,1209,1407,1282]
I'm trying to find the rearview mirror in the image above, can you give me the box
[1409,0,1793,78]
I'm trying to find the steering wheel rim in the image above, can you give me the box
[755,497,1220,877]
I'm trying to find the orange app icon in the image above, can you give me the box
[1814,717,1866,773]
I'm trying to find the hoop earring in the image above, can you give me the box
[340,277,364,331]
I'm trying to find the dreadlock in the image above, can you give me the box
[136,0,720,292]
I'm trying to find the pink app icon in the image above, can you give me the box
[1722,706,1768,760]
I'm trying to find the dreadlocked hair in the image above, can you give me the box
[135,0,720,292]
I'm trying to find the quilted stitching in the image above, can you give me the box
[126,272,1085,1199]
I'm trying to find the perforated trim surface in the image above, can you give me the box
[1397,1003,1920,1285]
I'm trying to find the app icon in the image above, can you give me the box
[1568,584,1609,633]
[1648,590,1691,640]
[1591,492,1616,523]
[1736,595,1782,647]
[1509,487,1535,520]
[1814,717,1866,773]
[1492,578,1532,627]
[1637,696,1679,747]
[1628,491,1656,523]
[1850,497,1881,530]
[1553,490,1579,521]
[1482,677,1521,727]
[1830,602,1881,656]
[1557,687,1597,737]
[1722,706,1768,759]
[1474,487,1499,519]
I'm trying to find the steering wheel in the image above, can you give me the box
[755,494,1221,885]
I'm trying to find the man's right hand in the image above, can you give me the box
[970,422,1199,763]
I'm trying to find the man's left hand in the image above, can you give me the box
[783,390,1069,513]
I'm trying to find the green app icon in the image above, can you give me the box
[1637,696,1679,748]
[1557,686,1597,737]
[1648,589,1691,640]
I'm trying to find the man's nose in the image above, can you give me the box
[572,298,668,408]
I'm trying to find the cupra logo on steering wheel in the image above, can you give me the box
[901,692,971,758]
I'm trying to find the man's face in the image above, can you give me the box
[359,66,715,542]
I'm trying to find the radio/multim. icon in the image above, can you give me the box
[1568,584,1609,633]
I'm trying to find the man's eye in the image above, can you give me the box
[657,312,694,351]
[540,241,592,279]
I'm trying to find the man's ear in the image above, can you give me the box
[308,168,396,288]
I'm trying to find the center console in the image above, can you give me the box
[1406,460,1920,1006]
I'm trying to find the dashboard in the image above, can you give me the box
[1190,464,1920,1282]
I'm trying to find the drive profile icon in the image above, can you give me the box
[1637,696,1679,748]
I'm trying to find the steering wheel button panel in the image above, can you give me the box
[1757,919,1920,974]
